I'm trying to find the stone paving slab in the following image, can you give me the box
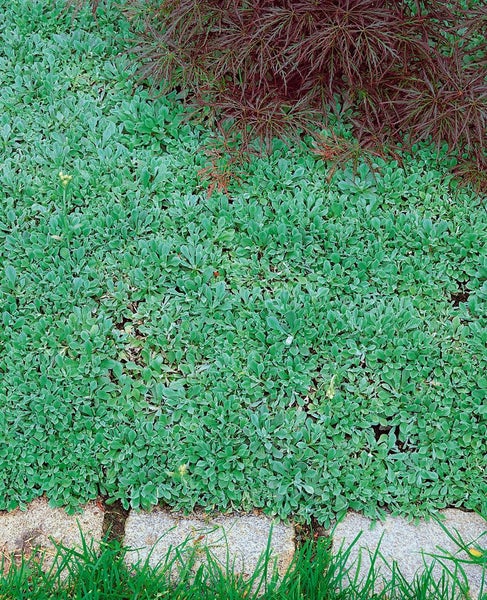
[1,497,485,598]
[123,510,295,580]
[332,509,487,599]
[0,497,104,573]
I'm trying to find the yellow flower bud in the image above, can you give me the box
[59,171,73,188]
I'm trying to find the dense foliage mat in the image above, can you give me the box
[0,0,486,524]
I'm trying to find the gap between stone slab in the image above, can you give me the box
[294,516,329,548]
[101,499,130,544]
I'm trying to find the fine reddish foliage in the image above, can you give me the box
[197,139,244,198]
[71,0,487,185]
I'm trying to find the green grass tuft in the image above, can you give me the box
[0,526,485,599]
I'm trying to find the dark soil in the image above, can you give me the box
[101,499,130,544]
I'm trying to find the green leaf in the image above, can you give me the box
[4,265,17,286]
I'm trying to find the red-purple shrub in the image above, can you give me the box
[71,0,487,184]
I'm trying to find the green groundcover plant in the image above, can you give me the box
[0,0,486,525]
[0,525,486,599]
